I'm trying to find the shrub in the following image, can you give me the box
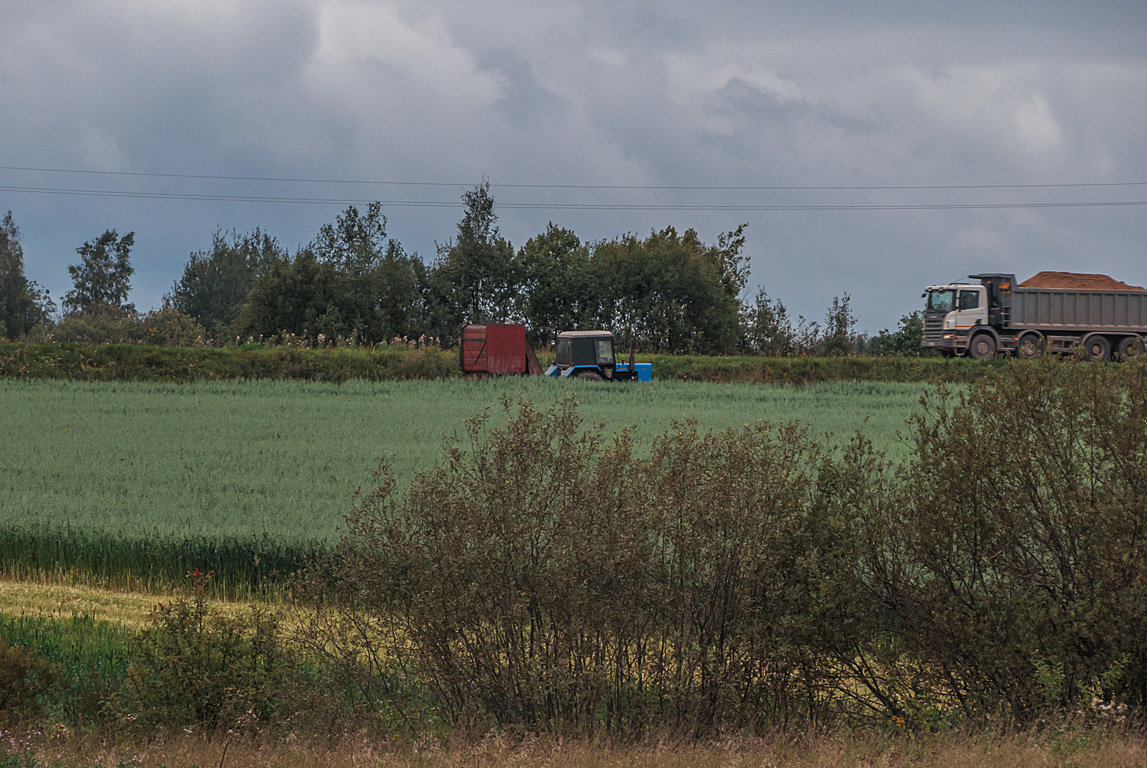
[299,395,879,735]
[0,638,59,722]
[0,614,130,729]
[136,307,208,346]
[870,357,1147,720]
[49,310,140,344]
[47,308,208,347]
[120,570,298,733]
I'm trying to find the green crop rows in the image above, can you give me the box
[0,378,930,594]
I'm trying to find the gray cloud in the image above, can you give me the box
[2,0,1144,331]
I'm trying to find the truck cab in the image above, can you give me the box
[921,282,990,356]
[545,330,652,381]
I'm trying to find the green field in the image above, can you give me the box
[0,377,930,590]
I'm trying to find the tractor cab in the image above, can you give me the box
[545,330,651,381]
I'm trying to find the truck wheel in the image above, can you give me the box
[1083,335,1110,361]
[1117,336,1144,360]
[968,333,997,360]
[1016,333,1044,360]
[574,370,604,381]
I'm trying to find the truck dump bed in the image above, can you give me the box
[1010,288,1147,333]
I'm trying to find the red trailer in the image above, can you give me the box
[460,324,543,378]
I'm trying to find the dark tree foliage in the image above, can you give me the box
[590,226,744,353]
[742,288,861,357]
[315,202,424,343]
[202,186,757,353]
[433,181,517,327]
[514,223,594,347]
[236,249,337,341]
[864,311,923,356]
[819,292,857,356]
[311,201,391,272]
[236,203,425,344]
[0,211,28,338]
[702,222,750,299]
[741,285,798,356]
[0,211,55,338]
[63,229,135,317]
[166,228,283,338]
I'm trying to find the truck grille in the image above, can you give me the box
[922,314,945,340]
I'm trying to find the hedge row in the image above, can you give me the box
[0,342,456,383]
[642,352,1001,383]
[1,342,1000,384]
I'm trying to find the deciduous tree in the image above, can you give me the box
[236,204,425,344]
[514,223,593,346]
[433,181,517,326]
[0,211,54,338]
[591,226,743,353]
[166,228,282,338]
[819,292,857,356]
[63,229,135,316]
[742,286,797,356]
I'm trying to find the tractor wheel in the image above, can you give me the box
[574,370,605,382]
[1117,336,1144,360]
[968,333,997,360]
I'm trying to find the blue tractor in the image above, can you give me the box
[544,330,652,382]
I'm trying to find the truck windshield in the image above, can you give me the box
[926,289,956,312]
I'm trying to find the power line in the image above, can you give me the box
[1,165,1145,192]
[2,184,1145,211]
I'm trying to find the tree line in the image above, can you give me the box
[0,184,922,355]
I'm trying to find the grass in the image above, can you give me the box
[0,578,258,631]
[0,726,1143,767]
[0,377,930,593]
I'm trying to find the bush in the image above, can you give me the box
[49,309,140,344]
[48,308,208,346]
[0,342,458,383]
[299,395,878,735]
[120,570,298,733]
[0,638,59,722]
[0,614,130,729]
[869,357,1147,720]
[136,307,208,346]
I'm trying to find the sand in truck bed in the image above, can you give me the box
[1019,271,1145,291]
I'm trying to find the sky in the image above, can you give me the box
[2,0,1145,334]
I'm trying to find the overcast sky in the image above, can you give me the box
[2,0,1145,333]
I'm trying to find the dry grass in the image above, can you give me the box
[2,727,1144,768]
[0,576,256,630]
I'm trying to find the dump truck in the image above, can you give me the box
[460,323,543,378]
[545,330,652,381]
[921,272,1147,360]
